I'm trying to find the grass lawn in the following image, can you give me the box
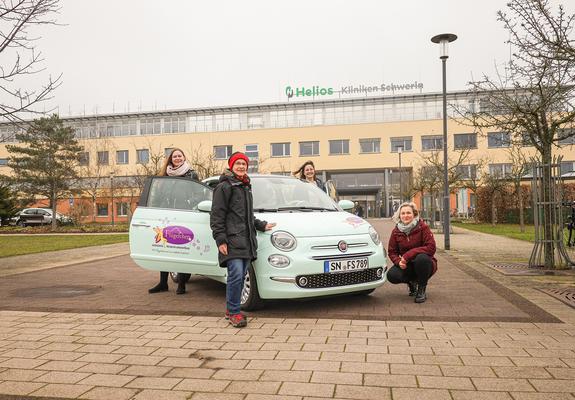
[453,222,535,242]
[0,234,129,258]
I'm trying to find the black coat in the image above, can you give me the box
[210,170,267,267]
[178,169,200,181]
[300,177,326,192]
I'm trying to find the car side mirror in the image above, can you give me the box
[338,200,354,212]
[198,200,212,212]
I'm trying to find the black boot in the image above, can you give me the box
[176,278,186,295]
[408,281,417,296]
[148,271,169,293]
[415,285,427,303]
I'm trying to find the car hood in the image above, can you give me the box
[255,211,371,238]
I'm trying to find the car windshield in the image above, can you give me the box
[251,176,338,212]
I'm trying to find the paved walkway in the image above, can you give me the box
[0,220,573,399]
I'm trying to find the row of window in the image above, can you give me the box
[94,202,130,217]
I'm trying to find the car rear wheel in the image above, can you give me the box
[241,264,264,311]
[170,272,191,283]
[16,220,25,227]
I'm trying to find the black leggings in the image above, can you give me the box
[387,253,433,287]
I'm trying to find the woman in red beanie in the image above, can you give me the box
[210,152,276,327]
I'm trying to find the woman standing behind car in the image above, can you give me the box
[210,152,276,328]
[293,160,326,192]
[148,148,199,295]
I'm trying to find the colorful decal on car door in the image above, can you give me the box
[152,225,210,255]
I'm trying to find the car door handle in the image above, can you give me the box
[131,223,151,227]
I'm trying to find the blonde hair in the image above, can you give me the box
[392,201,419,223]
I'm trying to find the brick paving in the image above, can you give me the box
[0,219,573,399]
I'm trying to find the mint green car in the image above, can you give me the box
[130,174,387,310]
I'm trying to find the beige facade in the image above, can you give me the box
[1,90,575,220]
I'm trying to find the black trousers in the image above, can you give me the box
[387,253,433,287]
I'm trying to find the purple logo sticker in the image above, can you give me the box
[162,226,194,245]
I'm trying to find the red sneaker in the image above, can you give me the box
[228,313,247,328]
[225,310,245,320]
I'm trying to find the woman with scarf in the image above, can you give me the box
[148,148,199,295]
[293,160,326,192]
[387,202,437,303]
[210,152,276,328]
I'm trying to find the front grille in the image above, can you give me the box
[296,268,383,289]
[310,251,374,260]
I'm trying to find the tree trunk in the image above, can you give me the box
[518,184,525,233]
[541,147,555,268]
[92,197,96,223]
[491,191,497,228]
[429,190,435,229]
[51,188,57,231]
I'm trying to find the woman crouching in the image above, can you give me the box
[387,202,437,303]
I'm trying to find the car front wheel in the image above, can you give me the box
[240,264,264,311]
[16,220,25,227]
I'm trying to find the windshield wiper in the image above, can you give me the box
[277,206,336,212]
[253,208,279,212]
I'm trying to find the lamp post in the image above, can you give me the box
[431,33,457,251]
[397,146,403,203]
[110,172,115,226]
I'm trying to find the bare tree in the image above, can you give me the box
[482,171,511,228]
[506,143,530,232]
[187,144,226,180]
[460,157,490,222]
[1,0,62,134]
[455,0,575,267]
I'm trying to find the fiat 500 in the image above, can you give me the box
[129,174,387,310]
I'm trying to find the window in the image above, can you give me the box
[299,141,319,156]
[487,132,510,148]
[140,118,162,135]
[0,158,7,166]
[78,152,89,166]
[456,164,477,180]
[421,135,443,151]
[245,144,259,173]
[164,148,174,157]
[454,133,477,149]
[137,149,149,164]
[489,163,513,177]
[116,150,129,164]
[116,202,129,216]
[329,139,349,155]
[148,177,213,210]
[214,145,233,160]
[359,138,381,154]
[97,151,109,165]
[271,142,291,157]
[390,137,412,152]
[97,203,108,216]
[560,161,574,175]
[558,129,575,145]
[163,117,186,133]
[247,114,264,129]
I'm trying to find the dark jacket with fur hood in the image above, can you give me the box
[210,170,268,267]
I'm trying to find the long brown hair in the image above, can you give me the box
[293,160,316,181]
[159,148,187,176]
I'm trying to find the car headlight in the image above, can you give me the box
[368,225,380,245]
[271,231,297,252]
[268,254,290,268]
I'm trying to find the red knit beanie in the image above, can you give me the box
[228,152,249,169]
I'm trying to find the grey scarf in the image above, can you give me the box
[397,217,420,235]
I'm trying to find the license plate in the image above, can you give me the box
[324,257,369,273]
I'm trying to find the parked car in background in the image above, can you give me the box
[11,208,73,227]
[130,174,387,310]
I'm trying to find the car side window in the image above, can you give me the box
[23,209,34,215]
[148,177,212,211]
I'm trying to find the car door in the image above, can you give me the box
[130,176,223,277]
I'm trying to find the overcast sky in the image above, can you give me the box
[25,0,571,116]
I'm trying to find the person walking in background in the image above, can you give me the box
[354,202,364,218]
[387,202,437,303]
[293,160,326,192]
[148,148,199,295]
[210,152,276,328]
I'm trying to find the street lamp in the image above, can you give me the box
[110,172,115,226]
[431,33,457,250]
[397,146,403,203]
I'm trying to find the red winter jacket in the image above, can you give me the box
[387,220,438,275]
